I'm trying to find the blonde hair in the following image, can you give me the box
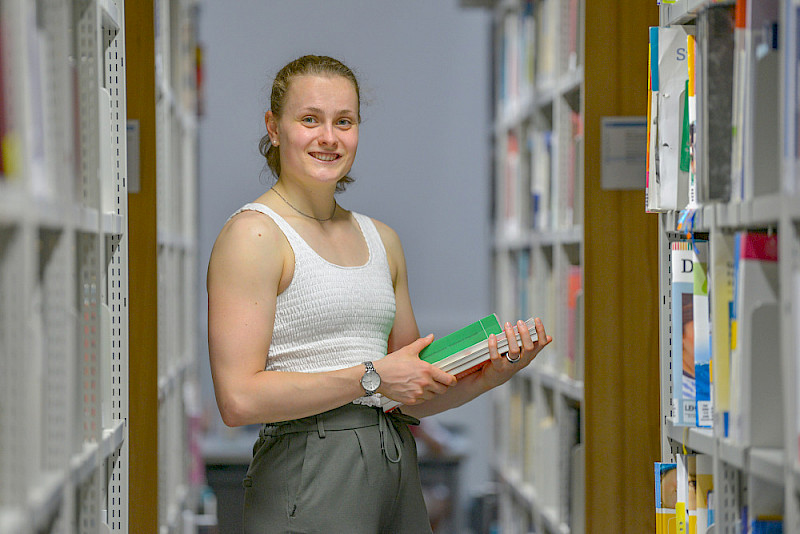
[259,55,361,191]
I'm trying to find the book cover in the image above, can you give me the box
[709,191,735,439]
[686,34,697,209]
[751,517,783,534]
[657,25,694,211]
[529,129,552,230]
[656,462,678,534]
[418,314,503,367]
[745,0,780,200]
[797,271,800,463]
[697,5,735,203]
[729,231,780,448]
[676,454,698,534]
[646,26,661,212]
[566,265,582,379]
[672,241,696,426]
[695,454,714,534]
[730,0,748,202]
[382,316,538,412]
[692,240,712,428]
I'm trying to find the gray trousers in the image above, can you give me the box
[242,403,433,534]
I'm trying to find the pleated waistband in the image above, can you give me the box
[259,403,420,463]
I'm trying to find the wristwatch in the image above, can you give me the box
[360,361,381,396]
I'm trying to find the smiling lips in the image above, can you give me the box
[310,152,340,162]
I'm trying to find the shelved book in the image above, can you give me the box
[381,315,537,412]
[648,25,695,213]
[671,240,697,425]
[693,240,711,428]
[696,454,715,534]
[655,462,678,534]
[728,231,780,448]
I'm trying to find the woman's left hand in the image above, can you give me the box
[479,317,552,390]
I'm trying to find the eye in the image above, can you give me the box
[337,118,353,128]
[301,116,317,125]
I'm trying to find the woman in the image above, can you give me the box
[207,55,551,533]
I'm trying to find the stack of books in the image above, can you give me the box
[382,314,537,412]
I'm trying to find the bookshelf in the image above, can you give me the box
[652,0,800,532]
[0,0,202,532]
[488,1,586,532]
[0,0,129,531]
[481,0,661,531]
[126,0,202,531]
[154,0,201,530]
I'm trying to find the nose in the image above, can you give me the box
[318,123,337,147]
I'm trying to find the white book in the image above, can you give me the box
[657,25,694,211]
[729,232,780,447]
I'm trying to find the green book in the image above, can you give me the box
[380,315,537,412]
[418,314,503,365]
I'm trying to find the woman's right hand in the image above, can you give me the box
[373,335,457,405]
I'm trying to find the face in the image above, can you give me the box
[267,75,359,187]
[661,469,678,509]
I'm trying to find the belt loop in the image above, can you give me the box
[316,415,326,438]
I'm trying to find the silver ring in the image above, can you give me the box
[505,352,521,364]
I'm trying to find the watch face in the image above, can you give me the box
[361,371,381,391]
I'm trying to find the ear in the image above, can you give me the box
[265,111,279,142]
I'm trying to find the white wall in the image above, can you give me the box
[196,0,495,509]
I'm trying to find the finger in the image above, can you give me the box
[504,322,519,356]
[517,320,535,352]
[533,317,548,347]
[431,367,457,386]
[411,334,435,353]
[488,334,502,363]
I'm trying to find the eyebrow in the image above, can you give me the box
[299,106,357,116]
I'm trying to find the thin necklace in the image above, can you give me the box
[271,187,337,222]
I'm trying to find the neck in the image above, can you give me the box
[273,180,338,221]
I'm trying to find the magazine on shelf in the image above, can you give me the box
[671,240,696,426]
[695,453,715,534]
[676,454,698,534]
[381,315,537,412]
[657,25,695,212]
[655,462,678,534]
[729,231,780,448]
[692,240,712,428]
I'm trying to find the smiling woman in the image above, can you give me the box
[206,54,550,534]
[258,55,361,192]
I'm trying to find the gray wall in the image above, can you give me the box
[196,0,494,507]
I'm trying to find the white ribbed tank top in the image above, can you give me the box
[229,203,397,406]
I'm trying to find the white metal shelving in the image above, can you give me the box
[656,0,800,531]
[0,0,128,532]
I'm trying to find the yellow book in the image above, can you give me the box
[656,463,678,534]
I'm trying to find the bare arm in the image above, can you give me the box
[208,212,456,426]
[207,212,370,425]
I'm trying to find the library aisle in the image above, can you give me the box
[12,0,800,533]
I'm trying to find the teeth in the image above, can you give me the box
[312,153,338,162]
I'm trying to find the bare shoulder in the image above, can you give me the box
[208,209,288,289]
